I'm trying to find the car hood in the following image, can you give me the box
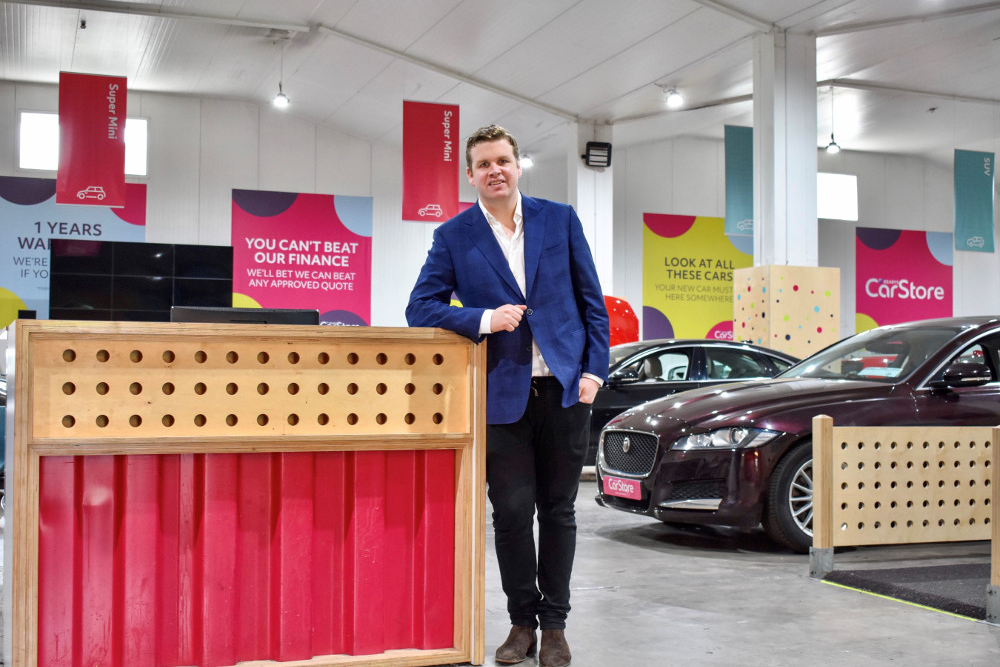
[604,377,902,437]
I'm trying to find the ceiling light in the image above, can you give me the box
[273,43,289,109]
[825,86,839,153]
[665,88,684,108]
[520,155,534,169]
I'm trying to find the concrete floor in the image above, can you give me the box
[480,480,1000,667]
[2,482,998,667]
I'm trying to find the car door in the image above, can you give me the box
[910,333,1000,425]
[593,346,698,432]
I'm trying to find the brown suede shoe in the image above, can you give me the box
[495,625,537,664]
[539,629,572,667]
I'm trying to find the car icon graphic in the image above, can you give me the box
[967,236,985,248]
[418,204,443,217]
[77,186,106,201]
[735,218,753,231]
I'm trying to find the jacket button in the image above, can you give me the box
[526,308,533,315]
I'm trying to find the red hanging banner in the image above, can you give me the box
[402,100,459,222]
[56,72,127,207]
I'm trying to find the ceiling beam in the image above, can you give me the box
[689,0,775,33]
[815,1,1000,37]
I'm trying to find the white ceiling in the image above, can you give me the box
[3,0,1000,169]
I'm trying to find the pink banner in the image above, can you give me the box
[855,227,952,331]
[56,72,127,207]
[402,100,459,222]
[232,189,372,325]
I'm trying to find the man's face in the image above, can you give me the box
[467,139,521,207]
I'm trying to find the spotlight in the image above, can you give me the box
[273,83,289,108]
[520,155,534,169]
[665,88,684,108]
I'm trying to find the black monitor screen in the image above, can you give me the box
[170,306,319,325]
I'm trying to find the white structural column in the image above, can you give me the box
[567,121,615,294]
[752,31,818,267]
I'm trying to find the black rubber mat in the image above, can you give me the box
[824,563,991,619]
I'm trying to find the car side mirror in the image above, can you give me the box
[929,361,992,388]
[609,368,640,385]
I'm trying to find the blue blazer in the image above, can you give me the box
[406,195,610,424]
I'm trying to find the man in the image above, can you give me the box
[406,125,609,667]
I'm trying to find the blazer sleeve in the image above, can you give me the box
[567,208,610,382]
[405,224,487,342]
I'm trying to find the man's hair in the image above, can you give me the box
[465,124,519,170]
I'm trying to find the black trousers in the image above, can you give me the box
[485,376,591,630]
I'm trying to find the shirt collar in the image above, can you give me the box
[479,191,522,234]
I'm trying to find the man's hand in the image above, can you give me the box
[578,376,599,404]
[490,304,527,332]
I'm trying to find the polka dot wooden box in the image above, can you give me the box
[4,319,486,667]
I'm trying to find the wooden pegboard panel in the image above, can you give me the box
[27,326,471,440]
[829,425,994,547]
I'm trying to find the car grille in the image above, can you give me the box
[601,430,658,476]
[666,480,726,501]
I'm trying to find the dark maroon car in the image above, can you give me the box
[595,316,1000,552]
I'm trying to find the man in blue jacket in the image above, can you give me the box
[407,124,609,667]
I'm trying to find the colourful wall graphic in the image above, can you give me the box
[855,227,952,332]
[232,189,373,326]
[734,265,840,359]
[0,176,146,327]
[643,213,753,339]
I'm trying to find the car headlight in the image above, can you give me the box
[672,427,781,450]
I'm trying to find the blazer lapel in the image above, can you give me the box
[466,206,523,298]
[522,195,545,299]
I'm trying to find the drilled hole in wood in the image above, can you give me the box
[130,382,142,395]
[129,415,142,427]
[62,415,75,428]
[405,383,416,395]
[318,352,330,364]
[288,414,299,426]
[257,383,269,395]
[404,353,417,366]
[347,413,358,425]
[433,383,443,395]
[163,350,175,363]
[96,382,110,395]
[194,383,207,395]
[130,350,143,363]
[162,415,174,427]
[258,414,269,426]
[375,413,387,424]
[376,383,387,395]
[258,351,270,364]
[63,349,76,362]
[226,383,238,395]
[62,382,75,395]
[347,352,359,365]
[226,414,238,426]
[433,353,444,365]
[227,351,239,364]
[194,414,207,427]
[318,413,329,425]
[96,415,109,428]
[375,353,388,365]
[195,350,207,363]
[318,383,329,395]
[288,352,300,364]
[347,383,358,395]
[432,413,443,424]
[97,349,110,362]
[162,382,174,395]
[404,413,415,424]
[288,383,299,395]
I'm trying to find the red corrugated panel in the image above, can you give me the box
[37,450,457,667]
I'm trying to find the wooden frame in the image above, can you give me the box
[3,320,486,667]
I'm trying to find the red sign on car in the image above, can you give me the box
[602,475,641,500]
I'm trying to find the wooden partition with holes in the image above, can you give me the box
[811,415,999,597]
[3,320,486,667]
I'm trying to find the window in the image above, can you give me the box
[704,348,769,380]
[818,172,858,221]
[19,111,148,176]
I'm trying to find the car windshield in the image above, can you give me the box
[778,326,962,382]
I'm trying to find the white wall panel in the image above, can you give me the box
[316,126,372,197]
[258,109,316,194]
[198,98,260,247]
[137,93,201,245]
[0,83,18,174]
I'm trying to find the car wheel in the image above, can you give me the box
[763,442,813,553]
